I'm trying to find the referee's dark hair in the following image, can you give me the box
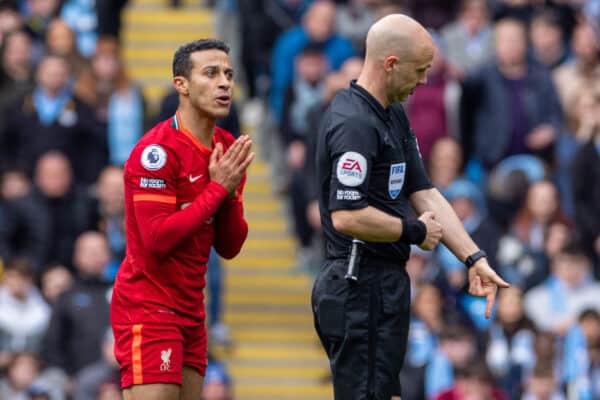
[172,39,230,78]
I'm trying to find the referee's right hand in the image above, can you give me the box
[417,211,442,250]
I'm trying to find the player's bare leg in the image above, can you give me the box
[123,383,180,400]
[180,366,205,400]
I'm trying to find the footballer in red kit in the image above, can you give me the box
[110,39,254,400]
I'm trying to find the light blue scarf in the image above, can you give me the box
[290,78,324,137]
[107,87,143,165]
[33,87,71,126]
[563,324,593,400]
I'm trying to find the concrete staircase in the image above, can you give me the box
[222,159,331,400]
[121,2,332,399]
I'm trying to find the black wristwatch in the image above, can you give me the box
[465,250,487,269]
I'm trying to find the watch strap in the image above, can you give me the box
[465,250,487,268]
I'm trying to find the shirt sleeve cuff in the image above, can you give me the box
[208,180,229,200]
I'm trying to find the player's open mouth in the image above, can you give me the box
[216,95,231,105]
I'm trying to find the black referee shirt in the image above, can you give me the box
[316,80,433,262]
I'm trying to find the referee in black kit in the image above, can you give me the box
[312,14,510,400]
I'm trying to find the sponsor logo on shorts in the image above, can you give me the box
[160,348,172,371]
[140,177,167,189]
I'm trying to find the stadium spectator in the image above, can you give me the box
[406,35,461,161]
[435,358,508,400]
[335,0,376,54]
[491,0,535,23]
[497,219,572,292]
[407,0,456,30]
[0,169,50,272]
[93,165,124,281]
[510,180,570,254]
[485,286,536,398]
[485,154,546,226]
[59,0,99,57]
[426,136,464,190]
[0,352,44,400]
[30,151,97,268]
[529,7,571,71]
[75,37,144,166]
[1,54,106,184]
[0,3,23,46]
[571,94,600,271]
[554,21,600,137]
[0,29,33,131]
[21,0,61,59]
[425,322,478,399]
[269,0,355,122]
[522,362,565,400]
[45,19,88,78]
[0,258,50,354]
[281,44,328,270]
[461,18,563,170]
[401,282,468,400]
[562,309,600,399]
[72,328,119,400]
[1,168,30,200]
[41,231,112,377]
[405,247,437,297]
[237,0,310,98]
[39,263,73,304]
[440,0,494,78]
[524,242,600,335]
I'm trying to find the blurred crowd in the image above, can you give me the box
[0,0,599,399]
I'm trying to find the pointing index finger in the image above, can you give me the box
[485,288,497,319]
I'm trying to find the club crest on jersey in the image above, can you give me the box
[336,151,367,187]
[141,145,167,171]
[389,162,406,199]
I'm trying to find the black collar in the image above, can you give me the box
[349,80,391,122]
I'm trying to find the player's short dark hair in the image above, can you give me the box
[172,39,229,78]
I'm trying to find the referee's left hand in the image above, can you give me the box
[467,260,510,319]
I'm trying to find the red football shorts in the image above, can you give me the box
[113,321,207,388]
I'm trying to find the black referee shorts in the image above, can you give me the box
[311,258,411,400]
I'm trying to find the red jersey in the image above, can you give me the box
[111,112,247,324]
